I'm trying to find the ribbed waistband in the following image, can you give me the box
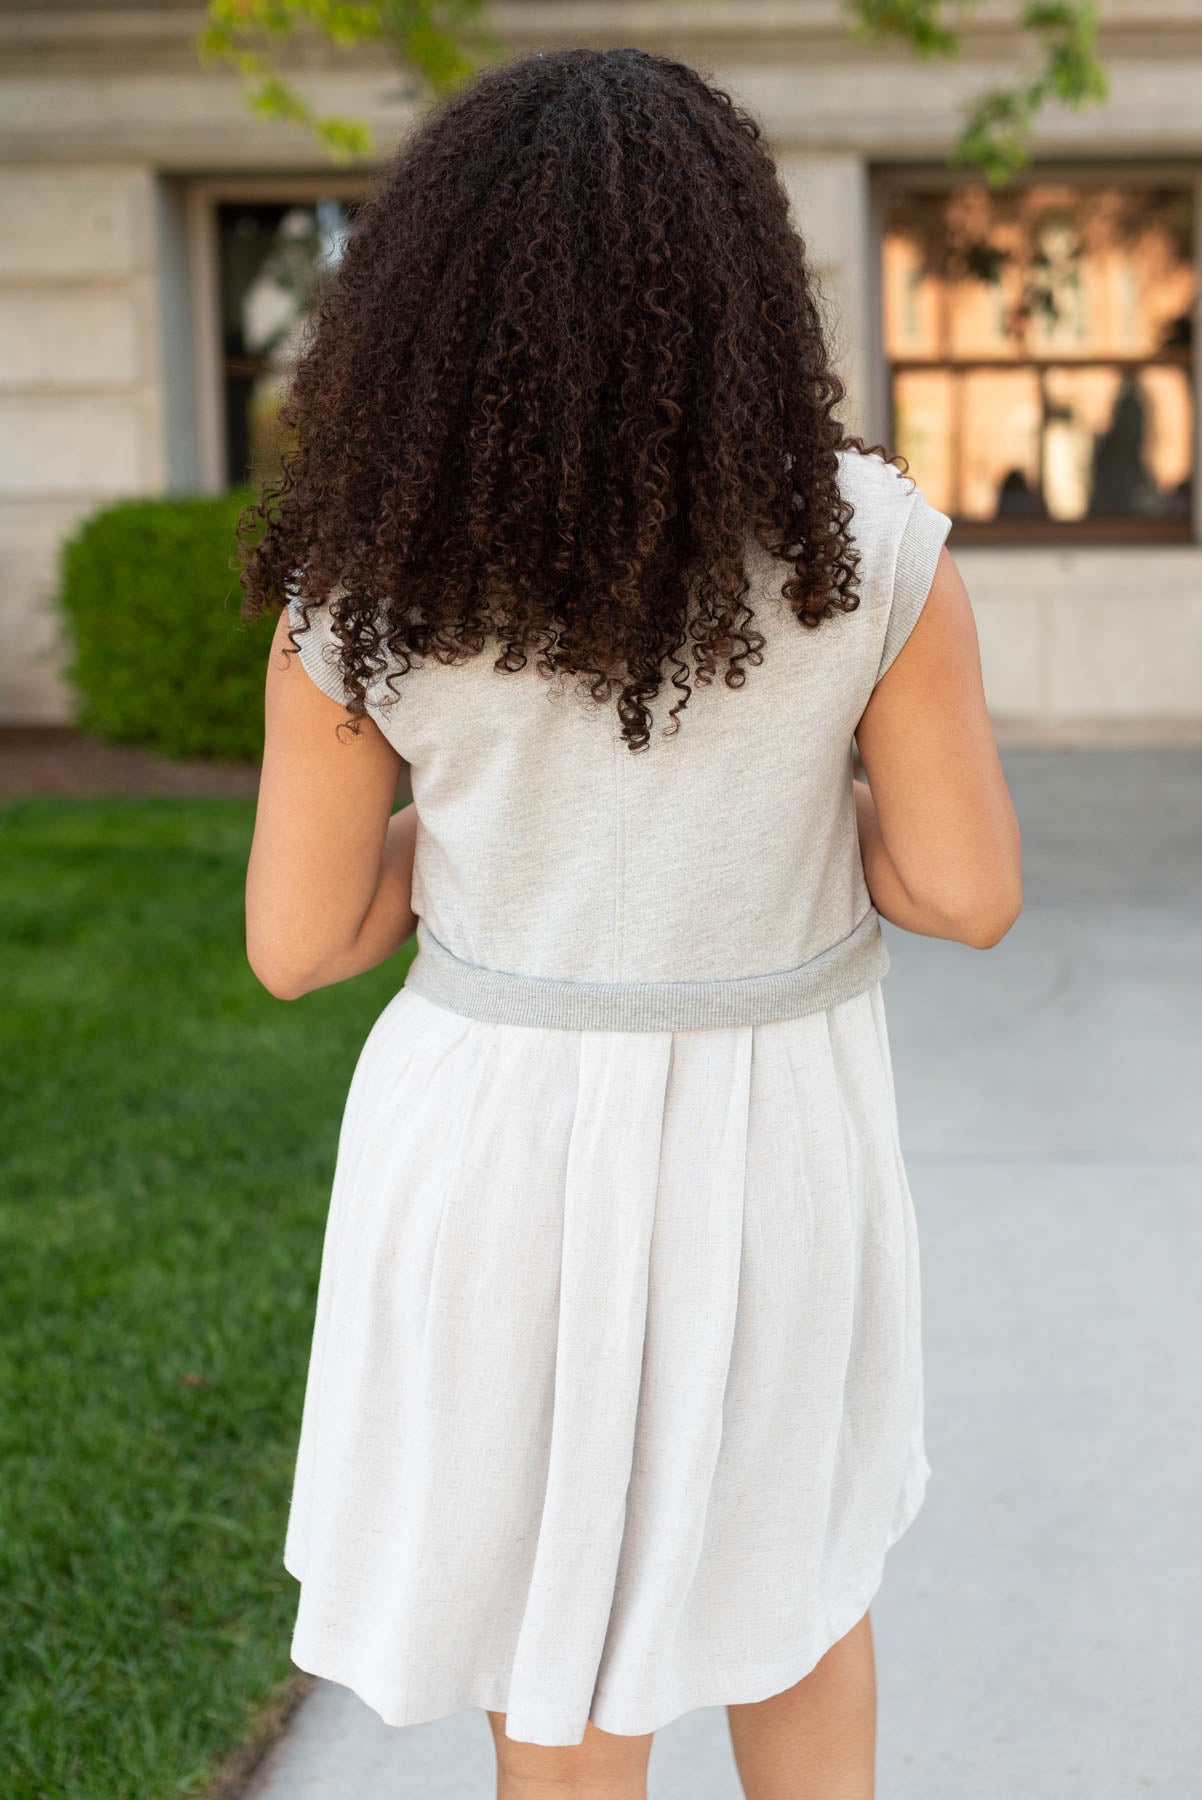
[403,907,889,1032]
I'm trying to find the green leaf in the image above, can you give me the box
[198,0,498,160]
[846,0,1108,183]
[845,0,963,58]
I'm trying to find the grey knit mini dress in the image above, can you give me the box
[280,447,952,1746]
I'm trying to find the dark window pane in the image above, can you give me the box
[223,373,254,494]
[216,198,356,486]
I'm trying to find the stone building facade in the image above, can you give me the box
[1,0,1200,734]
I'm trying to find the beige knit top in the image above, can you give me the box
[288,448,952,991]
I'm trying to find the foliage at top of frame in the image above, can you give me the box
[847,0,1108,186]
[198,0,1110,185]
[198,0,501,160]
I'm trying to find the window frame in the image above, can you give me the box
[870,162,1202,548]
[186,176,367,494]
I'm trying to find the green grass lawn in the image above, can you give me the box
[0,798,415,1800]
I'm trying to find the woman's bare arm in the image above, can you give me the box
[246,608,419,1000]
[853,547,1022,949]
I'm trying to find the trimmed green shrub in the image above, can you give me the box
[59,492,276,762]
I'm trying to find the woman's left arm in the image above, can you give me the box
[246,608,418,1000]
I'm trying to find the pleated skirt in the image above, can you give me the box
[283,978,929,1747]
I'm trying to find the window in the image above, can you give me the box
[216,197,356,486]
[881,182,1197,541]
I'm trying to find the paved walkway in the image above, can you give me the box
[247,748,1202,1799]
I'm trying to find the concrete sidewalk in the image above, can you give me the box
[247,748,1202,1799]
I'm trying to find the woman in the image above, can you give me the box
[244,44,1021,1800]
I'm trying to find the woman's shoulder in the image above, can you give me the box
[826,450,954,692]
[835,444,918,516]
[835,446,952,604]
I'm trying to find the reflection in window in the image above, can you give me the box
[882,186,1196,535]
[217,199,355,486]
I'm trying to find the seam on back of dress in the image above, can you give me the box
[610,723,626,980]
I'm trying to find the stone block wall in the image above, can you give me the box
[0,165,164,720]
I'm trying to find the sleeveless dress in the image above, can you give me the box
[280,448,952,1747]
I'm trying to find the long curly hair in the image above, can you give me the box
[240,45,872,752]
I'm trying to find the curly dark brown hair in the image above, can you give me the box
[241,44,875,752]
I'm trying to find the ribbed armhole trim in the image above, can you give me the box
[877,492,954,682]
[286,595,352,706]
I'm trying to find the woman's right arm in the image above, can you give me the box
[853,546,1022,949]
[245,608,419,1000]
